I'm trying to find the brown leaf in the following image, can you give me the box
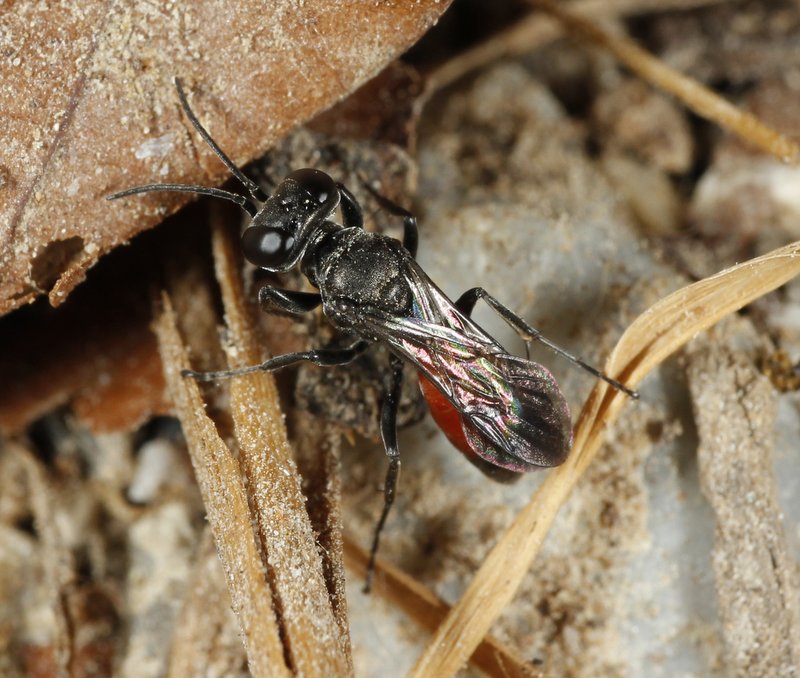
[0,0,451,316]
[0,259,167,435]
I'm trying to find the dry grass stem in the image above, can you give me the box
[427,0,730,92]
[154,296,290,678]
[342,537,538,678]
[531,0,800,163]
[430,0,797,162]
[209,217,353,674]
[411,240,800,676]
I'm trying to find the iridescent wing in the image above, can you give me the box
[342,262,573,473]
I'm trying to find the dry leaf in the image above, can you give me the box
[0,248,167,435]
[0,0,451,315]
[0,212,212,436]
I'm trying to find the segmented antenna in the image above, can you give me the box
[107,182,257,216]
[106,77,274,216]
[172,77,269,202]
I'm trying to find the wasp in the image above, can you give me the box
[109,79,637,590]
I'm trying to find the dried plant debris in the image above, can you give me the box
[0,0,451,315]
[533,0,798,163]
[642,0,800,85]
[4,2,800,677]
[342,536,539,678]
[0,417,201,677]
[156,295,298,678]
[691,81,800,266]
[687,323,800,676]
[212,218,353,674]
[291,413,351,651]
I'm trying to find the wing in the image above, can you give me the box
[341,261,572,473]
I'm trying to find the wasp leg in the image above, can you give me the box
[259,286,322,315]
[360,181,418,258]
[453,287,480,316]
[364,355,404,593]
[454,287,639,399]
[337,183,365,229]
[182,340,370,382]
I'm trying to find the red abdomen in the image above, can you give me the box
[418,374,472,457]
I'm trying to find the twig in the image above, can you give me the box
[154,296,290,678]
[209,213,353,675]
[531,0,799,162]
[343,537,539,678]
[427,0,733,92]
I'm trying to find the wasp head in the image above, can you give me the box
[242,168,340,272]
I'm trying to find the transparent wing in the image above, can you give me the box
[341,263,572,471]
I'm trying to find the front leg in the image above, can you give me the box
[259,285,322,315]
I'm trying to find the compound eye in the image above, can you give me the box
[241,225,295,269]
[287,168,336,205]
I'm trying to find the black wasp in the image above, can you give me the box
[109,79,637,590]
